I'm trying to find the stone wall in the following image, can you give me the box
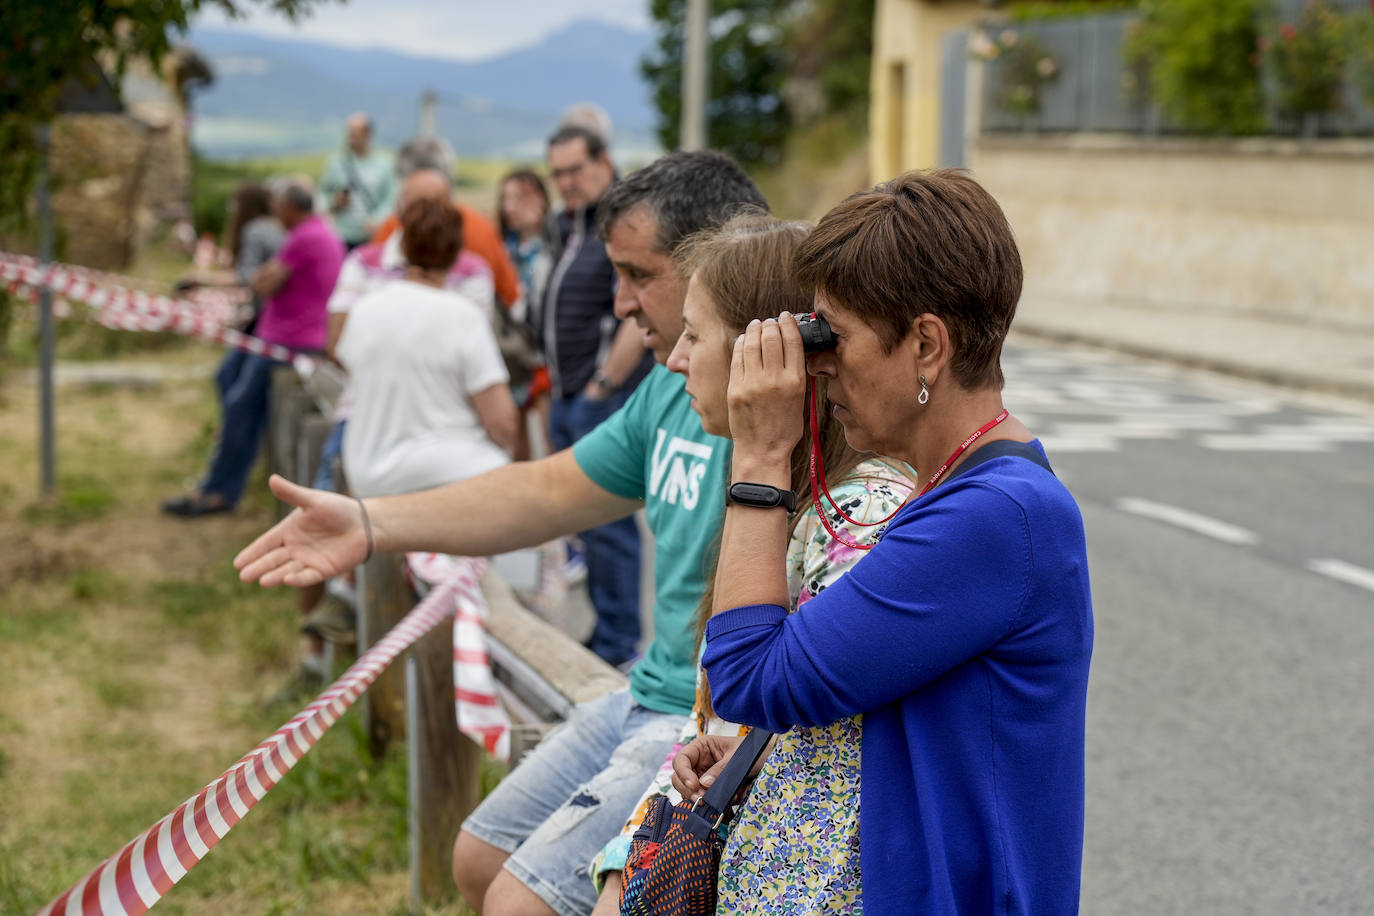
[970,135,1374,329]
[49,115,148,268]
[43,56,193,270]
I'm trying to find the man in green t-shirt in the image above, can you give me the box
[234,150,767,916]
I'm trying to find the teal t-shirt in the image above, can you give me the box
[317,149,399,244]
[573,365,730,715]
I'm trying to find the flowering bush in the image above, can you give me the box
[972,27,1062,118]
[1124,0,1267,134]
[1254,0,1350,119]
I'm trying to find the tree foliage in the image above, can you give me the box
[0,0,334,226]
[641,0,879,167]
[790,0,876,119]
[642,0,796,167]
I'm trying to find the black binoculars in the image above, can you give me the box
[796,312,837,353]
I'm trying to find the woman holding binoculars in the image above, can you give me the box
[588,210,913,913]
[673,171,1093,914]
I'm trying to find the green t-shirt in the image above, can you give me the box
[317,149,399,245]
[573,365,730,715]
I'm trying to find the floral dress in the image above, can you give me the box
[587,458,912,910]
[714,458,911,915]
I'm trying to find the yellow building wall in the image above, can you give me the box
[869,0,984,182]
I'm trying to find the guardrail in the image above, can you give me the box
[266,361,628,906]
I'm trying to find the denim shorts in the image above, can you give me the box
[462,688,685,916]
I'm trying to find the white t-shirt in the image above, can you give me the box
[337,279,511,498]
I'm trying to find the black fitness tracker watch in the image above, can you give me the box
[727,482,797,512]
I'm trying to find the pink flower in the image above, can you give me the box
[1256,36,1271,52]
[824,536,859,567]
[1280,23,1298,41]
[1000,29,1019,48]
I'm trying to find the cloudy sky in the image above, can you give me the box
[197,0,651,60]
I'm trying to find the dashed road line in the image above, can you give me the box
[1306,559,1374,594]
[1200,434,1332,452]
[1115,498,1260,546]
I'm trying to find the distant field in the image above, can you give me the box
[194,152,520,239]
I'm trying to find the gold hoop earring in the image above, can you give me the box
[917,376,930,405]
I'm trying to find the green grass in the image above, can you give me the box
[0,357,481,914]
[21,473,117,525]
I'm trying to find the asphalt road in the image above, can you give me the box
[1000,341,1374,915]
[556,338,1374,913]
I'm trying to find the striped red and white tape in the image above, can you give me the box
[35,557,488,916]
[408,553,512,761]
[0,252,314,372]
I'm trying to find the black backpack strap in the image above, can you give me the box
[945,439,1054,485]
[686,727,775,839]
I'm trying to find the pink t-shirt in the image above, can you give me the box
[255,214,344,351]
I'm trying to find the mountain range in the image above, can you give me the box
[186,19,661,160]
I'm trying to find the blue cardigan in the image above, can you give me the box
[704,445,1092,915]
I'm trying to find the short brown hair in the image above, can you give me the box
[400,197,464,272]
[795,169,1023,390]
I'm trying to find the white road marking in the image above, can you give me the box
[1053,421,1185,440]
[1272,422,1374,441]
[1307,559,1374,594]
[1037,434,1118,453]
[1115,498,1259,546]
[1199,434,1331,452]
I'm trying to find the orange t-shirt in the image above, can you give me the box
[371,203,520,309]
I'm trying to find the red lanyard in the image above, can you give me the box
[806,376,1010,550]
[916,408,1010,497]
[807,378,903,551]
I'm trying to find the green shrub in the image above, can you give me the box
[1126,0,1271,134]
[1258,0,1350,121]
[1007,0,1139,21]
[1349,10,1374,109]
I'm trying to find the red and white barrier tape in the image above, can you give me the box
[408,553,513,762]
[35,556,488,916]
[0,252,242,327]
[0,253,313,373]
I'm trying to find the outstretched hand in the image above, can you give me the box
[727,314,808,466]
[233,475,369,587]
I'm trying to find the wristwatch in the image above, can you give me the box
[727,482,797,512]
[592,370,619,393]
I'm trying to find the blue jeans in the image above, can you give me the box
[311,419,347,492]
[202,350,279,507]
[462,688,686,916]
[550,391,642,665]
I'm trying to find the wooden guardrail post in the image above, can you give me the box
[407,613,483,905]
[355,552,411,758]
